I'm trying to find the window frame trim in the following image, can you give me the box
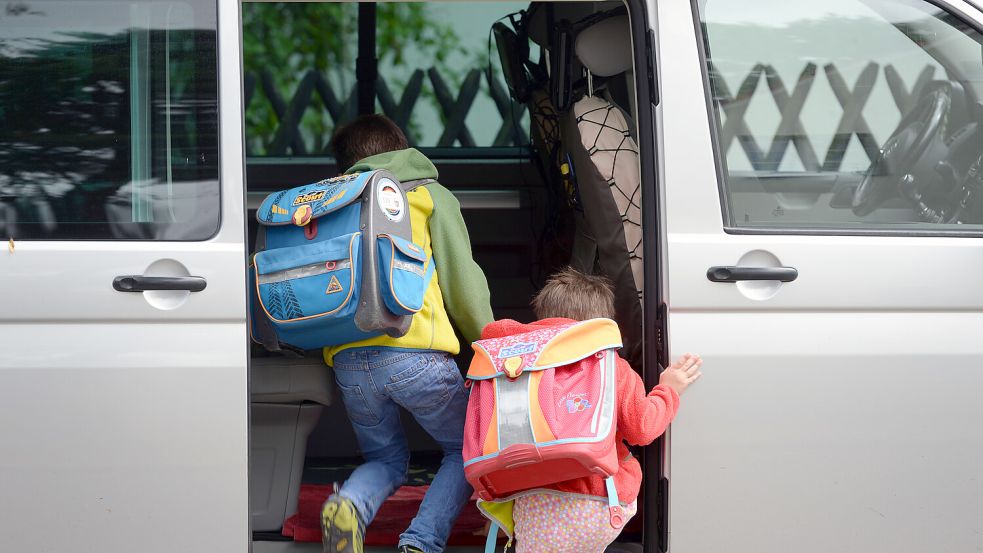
[690,0,983,238]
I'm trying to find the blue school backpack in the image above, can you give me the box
[249,170,434,353]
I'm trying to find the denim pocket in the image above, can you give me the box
[385,355,431,388]
[385,355,450,415]
[336,380,380,427]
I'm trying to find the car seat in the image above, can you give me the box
[495,7,643,367]
[250,352,331,532]
[560,14,644,367]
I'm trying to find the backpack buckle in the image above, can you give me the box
[503,356,523,379]
[292,204,313,226]
[608,505,625,529]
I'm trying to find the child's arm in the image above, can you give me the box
[617,354,702,446]
[427,183,494,343]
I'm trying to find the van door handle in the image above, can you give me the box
[113,275,207,292]
[707,266,798,283]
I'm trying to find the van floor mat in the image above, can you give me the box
[282,483,489,546]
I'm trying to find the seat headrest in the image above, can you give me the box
[575,15,632,78]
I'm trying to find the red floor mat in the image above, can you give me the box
[282,484,491,545]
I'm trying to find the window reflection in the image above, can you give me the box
[0,1,219,240]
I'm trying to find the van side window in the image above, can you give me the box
[697,0,983,232]
[0,1,219,240]
[242,1,530,158]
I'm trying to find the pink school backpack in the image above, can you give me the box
[463,318,628,548]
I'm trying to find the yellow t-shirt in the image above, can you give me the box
[322,185,459,365]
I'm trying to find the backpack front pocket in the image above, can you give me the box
[377,234,429,316]
[254,232,361,323]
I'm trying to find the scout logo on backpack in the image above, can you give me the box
[462,318,628,550]
[293,190,326,205]
[499,341,537,358]
[248,170,436,352]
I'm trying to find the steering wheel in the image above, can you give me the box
[852,83,952,216]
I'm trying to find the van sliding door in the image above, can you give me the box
[0,1,249,551]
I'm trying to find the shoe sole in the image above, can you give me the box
[321,500,363,553]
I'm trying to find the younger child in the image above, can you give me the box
[480,267,702,553]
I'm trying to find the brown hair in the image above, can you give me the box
[532,267,616,321]
[330,114,409,171]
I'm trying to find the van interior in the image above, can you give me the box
[244,1,650,551]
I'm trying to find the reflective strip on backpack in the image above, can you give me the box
[392,259,426,276]
[605,476,619,508]
[590,351,607,434]
[592,350,617,438]
[496,375,536,449]
[400,178,437,191]
[256,259,352,285]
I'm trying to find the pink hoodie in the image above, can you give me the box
[480,318,680,504]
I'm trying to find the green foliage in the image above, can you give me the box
[242,3,472,155]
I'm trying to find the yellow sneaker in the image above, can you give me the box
[320,496,364,553]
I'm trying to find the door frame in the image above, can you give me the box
[622,1,669,551]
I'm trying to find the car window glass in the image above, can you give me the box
[0,0,219,240]
[698,0,983,232]
[241,1,529,158]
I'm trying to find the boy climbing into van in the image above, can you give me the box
[319,114,493,553]
[477,268,701,552]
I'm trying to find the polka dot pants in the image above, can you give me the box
[512,493,637,553]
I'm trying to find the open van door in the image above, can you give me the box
[660,0,983,551]
[0,1,249,551]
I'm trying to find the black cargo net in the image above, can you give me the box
[527,90,572,286]
[576,101,642,295]
[530,92,562,177]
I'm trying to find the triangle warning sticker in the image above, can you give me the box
[326,275,344,294]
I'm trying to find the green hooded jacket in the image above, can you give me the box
[324,148,494,364]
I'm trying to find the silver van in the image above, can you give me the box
[2,0,983,551]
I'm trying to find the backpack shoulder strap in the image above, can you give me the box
[484,522,499,553]
[400,177,438,287]
[400,178,437,192]
[254,224,267,253]
[605,476,626,530]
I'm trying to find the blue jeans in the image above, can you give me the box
[332,347,473,553]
